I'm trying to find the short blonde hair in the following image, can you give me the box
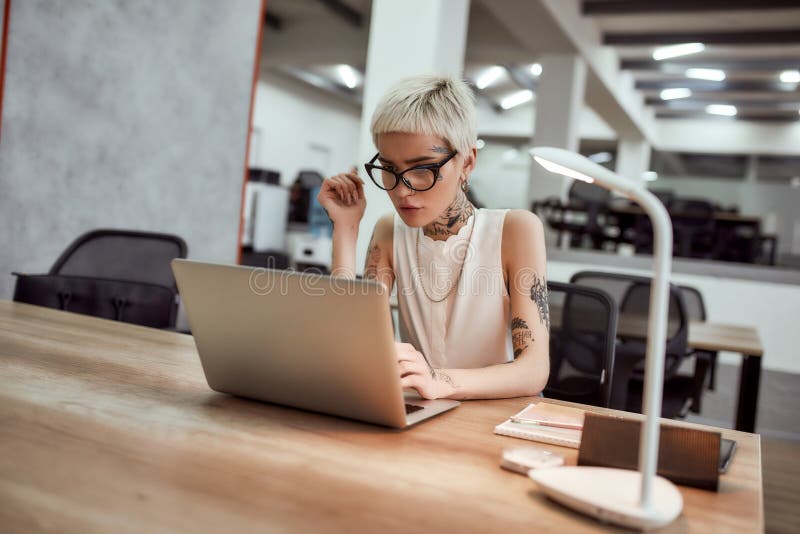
[370,74,477,157]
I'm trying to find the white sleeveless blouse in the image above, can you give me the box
[393,208,514,369]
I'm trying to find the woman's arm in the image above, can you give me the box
[399,210,550,400]
[317,171,366,279]
[362,213,396,292]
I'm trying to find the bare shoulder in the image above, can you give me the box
[502,209,544,242]
[501,209,546,271]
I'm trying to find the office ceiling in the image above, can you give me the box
[583,0,800,122]
[259,0,800,123]
[259,0,534,105]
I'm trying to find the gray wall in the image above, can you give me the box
[0,0,262,299]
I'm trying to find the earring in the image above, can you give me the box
[460,180,469,193]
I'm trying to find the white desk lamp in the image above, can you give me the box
[528,147,683,530]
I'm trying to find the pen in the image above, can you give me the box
[509,416,583,430]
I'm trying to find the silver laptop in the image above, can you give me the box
[171,259,459,428]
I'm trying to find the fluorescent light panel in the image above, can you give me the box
[780,70,800,83]
[588,152,613,164]
[476,66,504,90]
[686,68,726,81]
[706,104,737,116]
[337,64,360,89]
[660,88,692,100]
[652,42,705,61]
[500,90,533,109]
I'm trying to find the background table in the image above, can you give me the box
[616,314,764,433]
[0,301,764,532]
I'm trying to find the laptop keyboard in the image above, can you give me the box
[405,403,424,414]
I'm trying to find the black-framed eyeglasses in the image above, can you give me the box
[364,151,457,192]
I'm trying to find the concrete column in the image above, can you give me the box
[616,138,651,184]
[354,0,470,272]
[740,154,759,215]
[528,54,587,208]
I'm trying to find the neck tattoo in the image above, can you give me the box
[422,191,474,241]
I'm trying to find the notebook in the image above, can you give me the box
[494,401,586,449]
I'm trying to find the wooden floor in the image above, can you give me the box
[762,438,800,534]
[681,362,800,533]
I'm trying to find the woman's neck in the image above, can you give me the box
[422,191,475,241]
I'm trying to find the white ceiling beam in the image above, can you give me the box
[481,0,656,144]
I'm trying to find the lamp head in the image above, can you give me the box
[530,146,641,198]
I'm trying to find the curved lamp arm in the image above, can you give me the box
[530,146,673,511]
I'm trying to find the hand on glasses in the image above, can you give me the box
[317,169,367,228]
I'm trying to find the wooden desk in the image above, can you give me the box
[0,301,763,532]
[688,321,763,434]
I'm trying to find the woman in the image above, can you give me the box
[317,74,549,401]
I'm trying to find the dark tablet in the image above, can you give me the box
[720,438,737,474]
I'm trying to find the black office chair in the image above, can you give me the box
[569,271,707,418]
[668,198,716,259]
[13,229,187,328]
[679,285,718,406]
[567,180,613,250]
[544,281,617,408]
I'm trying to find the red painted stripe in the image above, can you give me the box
[236,0,267,265]
[0,0,12,144]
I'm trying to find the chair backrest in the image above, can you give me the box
[668,198,714,219]
[545,281,617,408]
[568,179,611,207]
[570,271,690,410]
[571,269,688,358]
[668,199,716,235]
[678,285,706,321]
[49,229,187,288]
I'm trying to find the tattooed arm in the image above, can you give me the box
[361,213,396,292]
[413,210,549,400]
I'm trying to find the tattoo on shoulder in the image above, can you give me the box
[530,275,550,330]
[511,315,533,358]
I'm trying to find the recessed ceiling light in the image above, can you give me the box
[706,104,737,116]
[476,139,486,150]
[791,177,800,189]
[642,171,658,182]
[652,43,705,61]
[686,68,726,81]
[476,66,505,90]
[780,70,800,83]
[660,88,692,100]
[500,90,533,110]
[336,64,360,89]
[530,63,543,76]
[588,152,613,164]
[503,148,520,161]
